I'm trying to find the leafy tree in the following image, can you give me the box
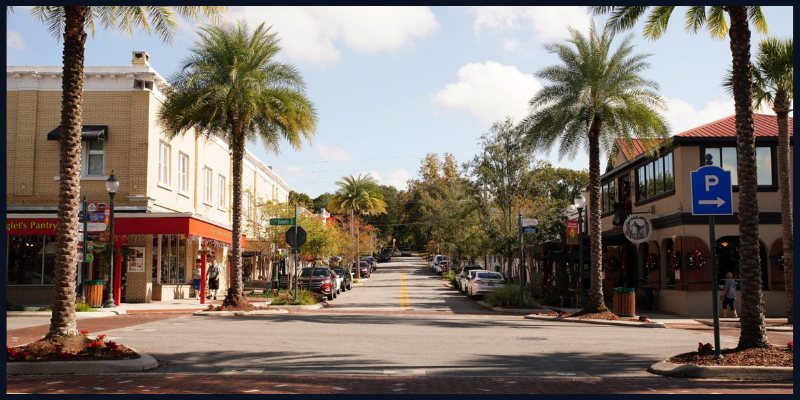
[289,191,313,210]
[519,23,669,313]
[312,192,334,213]
[366,185,400,242]
[159,21,317,308]
[24,5,224,339]
[593,3,770,350]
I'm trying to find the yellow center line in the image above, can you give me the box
[400,266,410,308]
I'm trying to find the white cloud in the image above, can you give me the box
[7,30,25,50]
[471,6,591,40]
[502,38,518,51]
[433,61,542,123]
[226,6,438,65]
[315,143,349,161]
[284,165,311,176]
[385,169,411,190]
[665,98,736,135]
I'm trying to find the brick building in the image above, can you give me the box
[6,52,292,306]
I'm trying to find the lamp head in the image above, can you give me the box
[106,170,120,194]
[574,194,586,209]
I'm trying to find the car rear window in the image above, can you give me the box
[477,272,502,280]
[333,268,346,274]
[301,268,329,277]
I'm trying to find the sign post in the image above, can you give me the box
[519,216,538,306]
[690,154,733,360]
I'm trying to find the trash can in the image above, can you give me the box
[613,287,636,317]
[84,280,104,308]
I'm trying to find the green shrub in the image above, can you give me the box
[484,285,536,308]
[75,303,97,312]
[441,271,457,286]
[7,303,25,311]
[270,290,321,305]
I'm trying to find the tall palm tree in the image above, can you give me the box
[519,23,669,313]
[726,38,793,323]
[593,5,771,349]
[25,6,224,339]
[159,21,317,308]
[328,174,388,278]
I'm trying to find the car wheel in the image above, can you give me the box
[327,291,334,301]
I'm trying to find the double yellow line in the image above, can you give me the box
[399,266,411,308]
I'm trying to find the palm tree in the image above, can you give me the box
[25,6,224,339]
[159,21,317,308]
[519,23,669,313]
[328,174,388,278]
[727,38,793,323]
[593,5,770,349]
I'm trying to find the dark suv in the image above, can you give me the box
[351,261,371,278]
[298,266,337,300]
[378,248,393,262]
[332,266,353,291]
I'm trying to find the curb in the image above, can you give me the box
[268,303,326,311]
[648,360,793,381]
[524,314,666,328]
[476,301,540,314]
[8,310,126,317]
[6,347,158,375]
[192,309,289,316]
[693,319,793,332]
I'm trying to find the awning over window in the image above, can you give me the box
[47,125,108,141]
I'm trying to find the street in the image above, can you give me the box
[6,256,793,394]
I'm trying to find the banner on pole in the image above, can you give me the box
[566,219,579,245]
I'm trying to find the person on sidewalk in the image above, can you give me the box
[207,261,221,300]
[721,272,738,318]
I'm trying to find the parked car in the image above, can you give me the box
[456,265,484,292]
[400,248,412,256]
[332,266,353,291]
[438,260,454,274]
[430,255,448,273]
[378,248,393,262]
[351,261,371,278]
[298,266,338,300]
[465,270,505,299]
[360,256,377,272]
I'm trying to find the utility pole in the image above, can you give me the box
[518,212,525,306]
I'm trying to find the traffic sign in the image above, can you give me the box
[270,218,296,226]
[521,218,538,227]
[690,165,733,215]
[285,226,307,248]
[522,226,538,234]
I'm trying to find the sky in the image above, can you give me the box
[6,6,794,197]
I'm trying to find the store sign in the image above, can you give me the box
[127,247,145,272]
[6,218,58,235]
[566,219,579,245]
[623,214,652,244]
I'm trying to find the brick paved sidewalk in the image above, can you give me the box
[6,373,793,394]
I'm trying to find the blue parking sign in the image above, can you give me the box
[690,166,733,215]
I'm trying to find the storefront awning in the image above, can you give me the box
[47,125,108,142]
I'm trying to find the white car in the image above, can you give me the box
[456,265,483,292]
[465,270,505,299]
[331,268,345,294]
[431,255,448,274]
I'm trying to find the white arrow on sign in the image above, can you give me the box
[698,197,726,207]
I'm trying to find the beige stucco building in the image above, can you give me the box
[6,52,292,306]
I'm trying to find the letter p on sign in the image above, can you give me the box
[705,175,719,191]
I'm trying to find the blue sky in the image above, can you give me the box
[6,6,794,197]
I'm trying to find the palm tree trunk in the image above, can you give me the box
[585,118,608,313]
[47,6,88,339]
[223,130,249,308]
[774,98,793,324]
[727,6,768,349]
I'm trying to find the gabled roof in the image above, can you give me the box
[615,138,665,160]
[675,113,794,138]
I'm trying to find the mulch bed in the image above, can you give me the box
[570,310,620,320]
[7,334,139,362]
[670,346,793,367]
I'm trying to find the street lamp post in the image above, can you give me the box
[102,171,119,308]
[574,194,586,307]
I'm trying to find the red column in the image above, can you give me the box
[200,252,207,304]
[113,253,122,305]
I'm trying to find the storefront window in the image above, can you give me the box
[7,235,55,285]
[160,235,186,284]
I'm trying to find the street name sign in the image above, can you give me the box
[522,226,538,234]
[270,218,296,226]
[521,218,538,227]
[690,165,733,215]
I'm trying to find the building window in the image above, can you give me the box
[157,234,186,285]
[82,141,104,176]
[601,180,615,214]
[704,146,773,186]
[158,141,171,186]
[178,153,189,194]
[636,151,675,201]
[7,235,55,285]
[203,167,213,204]
[243,192,252,221]
[218,175,226,209]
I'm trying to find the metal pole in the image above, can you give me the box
[709,215,722,359]
[103,192,116,308]
[578,207,585,304]
[293,205,299,301]
[80,197,88,295]
[518,212,525,306]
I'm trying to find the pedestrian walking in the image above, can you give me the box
[720,272,738,318]
[207,260,221,300]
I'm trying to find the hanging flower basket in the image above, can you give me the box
[687,249,706,270]
[666,249,681,271]
[645,254,658,271]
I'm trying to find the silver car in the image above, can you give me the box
[456,265,483,292]
[465,270,505,299]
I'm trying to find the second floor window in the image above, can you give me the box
[601,180,615,213]
[243,192,252,221]
[178,153,189,194]
[203,167,213,204]
[158,141,171,186]
[704,146,773,186]
[83,141,104,176]
[217,175,226,209]
[636,152,674,202]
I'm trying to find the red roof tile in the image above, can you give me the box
[616,138,665,160]
[676,113,794,138]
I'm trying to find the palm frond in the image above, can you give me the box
[642,6,675,39]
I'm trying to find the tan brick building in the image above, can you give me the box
[6,52,292,306]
